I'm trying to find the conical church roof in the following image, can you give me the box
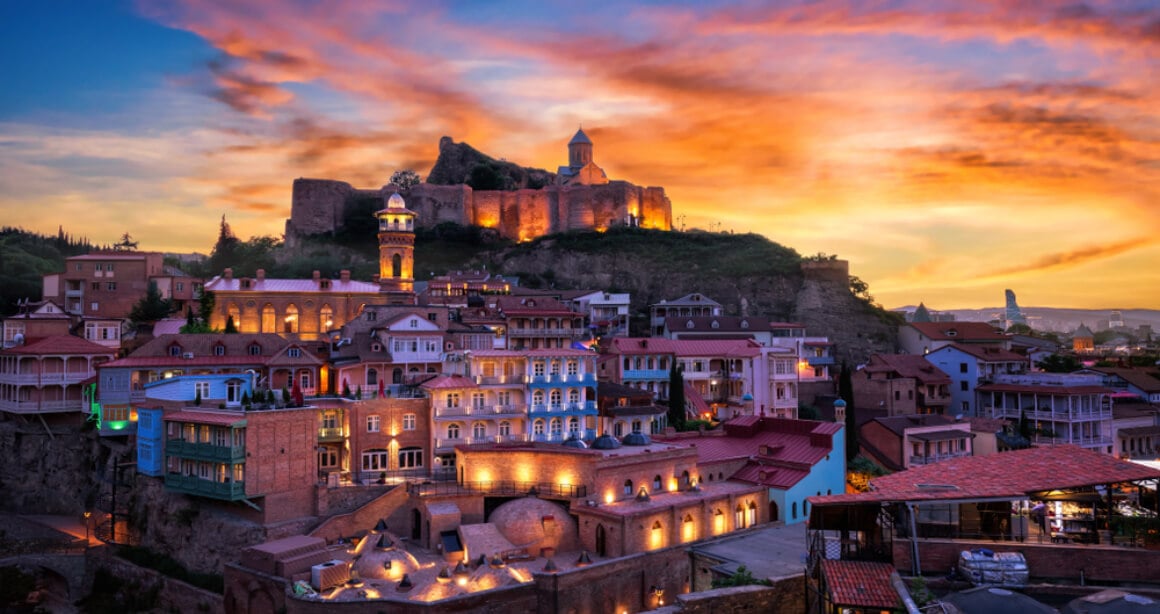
[569,128,592,145]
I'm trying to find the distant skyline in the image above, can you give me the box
[1,1,1157,310]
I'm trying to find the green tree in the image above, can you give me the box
[839,361,858,462]
[1019,409,1033,440]
[667,362,687,431]
[194,390,202,407]
[1006,322,1034,335]
[197,289,216,325]
[467,163,505,191]
[1036,354,1081,373]
[129,282,173,323]
[224,315,238,334]
[711,565,771,588]
[798,404,821,420]
[390,169,422,189]
[208,215,242,275]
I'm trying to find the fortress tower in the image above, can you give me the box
[376,193,416,304]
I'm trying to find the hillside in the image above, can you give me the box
[461,227,900,362]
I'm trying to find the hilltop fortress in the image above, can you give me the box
[285,130,672,243]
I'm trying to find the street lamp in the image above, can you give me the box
[83,511,92,544]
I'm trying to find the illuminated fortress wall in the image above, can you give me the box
[285,179,672,243]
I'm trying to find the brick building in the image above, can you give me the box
[41,251,202,319]
[854,354,952,417]
[859,414,973,471]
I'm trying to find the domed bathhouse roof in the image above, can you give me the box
[561,434,588,449]
[590,434,621,450]
[621,432,651,446]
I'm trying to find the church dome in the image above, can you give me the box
[387,193,407,209]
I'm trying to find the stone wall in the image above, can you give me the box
[0,420,101,515]
[664,580,805,614]
[285,178,673,243]
[95,550,224,614]
[309,486,409,544]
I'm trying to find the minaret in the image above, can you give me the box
[376,193,416,304]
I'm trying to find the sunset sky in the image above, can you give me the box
[1,1,1157,310]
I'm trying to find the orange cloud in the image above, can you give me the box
[973,237,1155,281]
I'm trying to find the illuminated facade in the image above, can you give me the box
[376,193,417,303]
[0,335,114,425]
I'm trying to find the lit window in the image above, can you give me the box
[402,413,416,431]
[367,415,381,432]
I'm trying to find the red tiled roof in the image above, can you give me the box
[1088,367,1160,393]
[731,463,811,489]
[101,356,270,368]
[820,560,900,609]
[934,343,1027,363]
[494,296,582,317]
[976,383,1111,395]
[811,445,1160,506]
[605,338,677,355]
[670,339,761,357]
[863,354,951,384]
[909,321,1008,342]
[674,419,838,468]
[164,410,247,427]
[419,374,478,390]
[3,336,116,355]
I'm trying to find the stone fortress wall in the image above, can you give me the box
[285,134,673,242]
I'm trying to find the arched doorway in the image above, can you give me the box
[411,508,421,541]
[595,524,606,557]
[769,500,780,522]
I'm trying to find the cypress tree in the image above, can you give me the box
[667,361,687,431]
[839,361,858,462]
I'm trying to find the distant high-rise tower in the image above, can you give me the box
[1004,289,1027,327]
[376,193,416,305]
[1109,310,1125,328]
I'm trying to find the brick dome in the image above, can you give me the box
[488,497,577,553]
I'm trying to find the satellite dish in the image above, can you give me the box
[954,414,964,421]
[13,333,24,345]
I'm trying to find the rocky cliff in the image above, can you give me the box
[426,136,556,188]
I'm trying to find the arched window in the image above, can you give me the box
[614,422,624,437]
[533,419,545,435]
[713,508,725,534]
[735,504,746,529]
[367,368,378,386]
[261,304,276,333]
[227,303,240,328]
[653,475,662,490]
[632,420,642,433]
[623,479,633,496]
[498,421,511,436]
[568,389,580,405]
[549,418,562,437]
[567,417,579,435]
[447,423,460,440]
[284,304,299,333]
[391,253,402,278]
[747,501,757,527]
[682,514,695,542]
[681,470,690,488]
[549,389,561,408]
[533,390,545,406]
[472,422,486,440]
[803,499,809,517]
[392,368,403,384]
[792,502,798,520]
[319,304,333,331]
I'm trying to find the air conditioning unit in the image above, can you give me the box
[310,559,351,590]
[182,352,195,359]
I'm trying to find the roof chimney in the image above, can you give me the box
[224,268,233,280]
[340,270,351,282]
[313,270,321,282]
[256,269,265,281]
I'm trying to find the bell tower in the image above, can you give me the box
[376,192,416,304]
